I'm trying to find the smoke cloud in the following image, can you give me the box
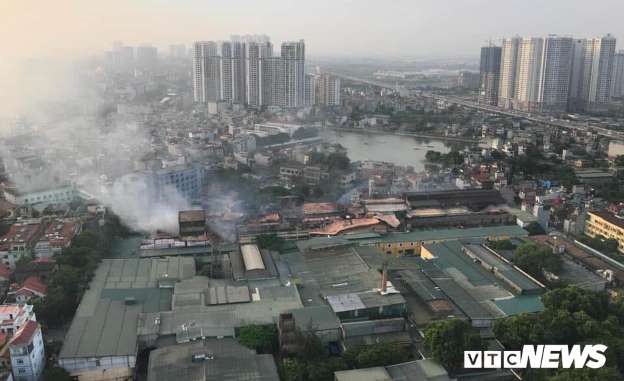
[0,58,191,234]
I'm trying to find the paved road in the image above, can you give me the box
[332,72,624,140]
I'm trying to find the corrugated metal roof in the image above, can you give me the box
[355,225,528,244]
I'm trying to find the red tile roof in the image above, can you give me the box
[20,276,47,296]
[303,202,339,215]
[0,222,42,251]
[310,217,381,236]
[10,320,39,346]
[41,219,79,248]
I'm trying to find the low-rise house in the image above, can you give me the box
[0,304,36,336]
[13,258,55,284]
[33,218,80,258]
[9,321,44,381]
[0,221,45,269]
[8,277,47,304]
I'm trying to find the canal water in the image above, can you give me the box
[321,130,469,171]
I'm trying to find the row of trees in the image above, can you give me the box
[280,340,412,381]
[508,146,578,189]
[578,235,619,255]
[486,239,516,251]
[425,150,464,167]
[39,215,130,381]
[307,151,351,172]
[34,215,127,328]
[423,287,624,380]
[237,324,412,381]
[513,242,562,280]
[494,287,624,380]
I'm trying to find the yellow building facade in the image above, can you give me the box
[585,211,624,253]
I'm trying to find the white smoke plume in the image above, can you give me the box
[0,58,191,234]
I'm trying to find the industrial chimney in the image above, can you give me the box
[380,263,388,293]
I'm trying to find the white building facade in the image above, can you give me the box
[10,321,45,381]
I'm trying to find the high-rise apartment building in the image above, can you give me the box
[281,40,306,108]
[497,34,610,114]
[193,41,221,103]
[478,45,502,105]
[169,44,187,59]
[498,37,521,109]
[136,45,158,70]
[568,35,616,113]
[317,73,341,106]
[219,42,234,103]
[107,42,134,72]
[193,37,306,109]
[537,36,574,113]
[265,57,285,107]
[304,74,318,106]
[245,41,273,108]
[514,37,544,112]
[611,50,624,98]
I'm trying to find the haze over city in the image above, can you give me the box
[2,2,624,381]
[2,0,624,59]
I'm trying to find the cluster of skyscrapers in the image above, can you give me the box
[193,35,340,109]
[193,36,322,109]
[106,41,160,71]
[479,34,622,113]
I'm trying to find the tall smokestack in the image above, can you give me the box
[381,263,388,293]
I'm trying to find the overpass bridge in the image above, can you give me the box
[331,72,624,140]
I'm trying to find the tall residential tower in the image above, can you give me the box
[193,37,306,109]
[478,45,502,105]
[498,37,521,109]
[568,35,617,113]
[611,50,624,98]
[281,40,306,108]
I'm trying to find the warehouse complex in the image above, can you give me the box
[59,225,539,380]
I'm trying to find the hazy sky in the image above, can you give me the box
[2,0,624,60]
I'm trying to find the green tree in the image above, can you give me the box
[281,358,307,381]
[15,253,34,267]
[326,153,350,172]
[526,222,546,236]
[548,367,622,381]
[579,235,619,254]
[306,358,348,381]
[71,230,100,250]
[424,319,483,372]
[513,242,562,278]
[238,324,277,354]
[255,234,285,252]
[292,329,326,360]
[425,150,442,162]
[493,314,544,350]
[0,222,10,237]
[350,342,411,368]
[542,287,610,321]
[487,239,516,250]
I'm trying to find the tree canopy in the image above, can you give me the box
[255,233,285,252]
[238,324,278,354]
[513,242,562,279]
[494,287,624,378]
[425,150,464,166]
[424,319,483,372]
